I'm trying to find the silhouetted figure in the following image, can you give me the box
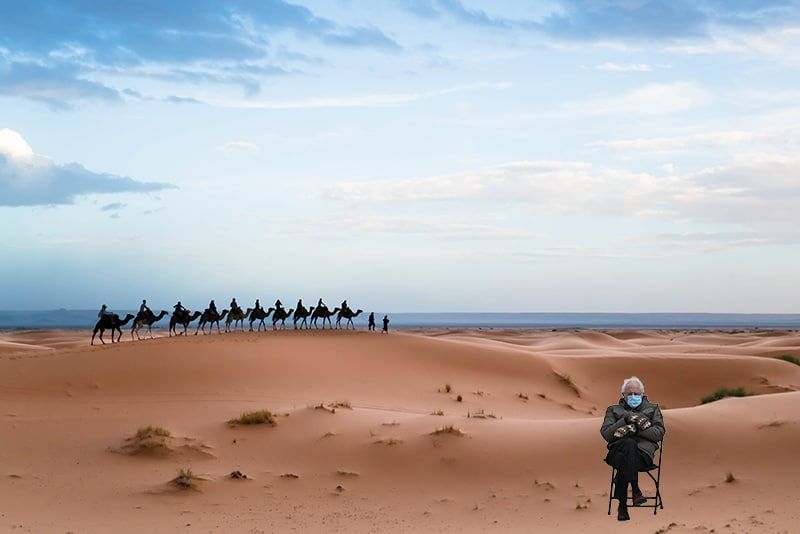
[254,299,263,312]
[318,297,326,309]
[382,315,389,334]
[296,298,303,310]
[368,312,376,331]
[209,300,217,313]
[98,304,112,318]
[275,299,283,311]
[173,301,185,313]
[341,299,349,312]
[230,298,239,313]
[139,299,151,316]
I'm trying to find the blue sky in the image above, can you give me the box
[2,0,800,312]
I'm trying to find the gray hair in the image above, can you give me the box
[621,376,644,394]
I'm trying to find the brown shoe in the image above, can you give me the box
[632,491,647,506]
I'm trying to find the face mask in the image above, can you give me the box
[626,394,643,408]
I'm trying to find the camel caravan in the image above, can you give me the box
[91,297,367,345]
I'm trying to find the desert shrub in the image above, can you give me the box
[700,387,752,405]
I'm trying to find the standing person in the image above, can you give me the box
[382,315,390,334]
[368,312,376,331]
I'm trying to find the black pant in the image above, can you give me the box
[605,437,654,501]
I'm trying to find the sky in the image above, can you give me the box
[2,0,800,312]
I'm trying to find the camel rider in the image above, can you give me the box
[318,297,326,310]
[209,300,217,314]
[275,299,283,312]
[98,304,113,318]
[297,298,303,311]
[173,301,186,315]
[341,300,349,313]
[139,299,151,318]
[230,298,239,313]
[254,299,263,312]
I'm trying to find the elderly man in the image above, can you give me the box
[601,376,665,521]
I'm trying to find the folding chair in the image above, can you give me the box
[607,437,664,516]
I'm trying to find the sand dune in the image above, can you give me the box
[1,328,799,532]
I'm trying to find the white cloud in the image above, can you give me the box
[0,128,35,161]
[211,82,511,109]
[0,128,172,207]
[568,81,711,115]
[325,156,800,229]
[594,62,652,72]
[217,140,260,153]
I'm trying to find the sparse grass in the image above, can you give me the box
[467,409,498,419]
[336,470,360,477]
[328,400,352,410]
[281,473,299,479]
[758,420,786,429]
[700,387,753,405]
[725,471,736,483]
[431,409,444,416]
[171,468,202,490]
[443,383,452,393]
[312,403,336,414]
[537,393,547,399]
[456,395,463,402]
[136,426,170,439]
[517,393,529,401]
[382,420,400,427]
[430,424,464,436]
[228,410,276,426]
[374,438,403,446]
[553,371,581,397]
[777,354,800,366]
[575,497,591,510]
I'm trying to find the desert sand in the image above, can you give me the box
[1,327,799,533]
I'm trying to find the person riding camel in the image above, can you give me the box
[275,299,283,311]
[317,297,327,310]
[98,304,113,318]
[209,300,217,315]
[139,299,151,318]
[297,298,303,311]
[341,299,350,313]
[230,298,239,314]
[173,301,186,315]
[254,299,263,312]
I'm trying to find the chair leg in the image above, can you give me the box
[608,467,615,515]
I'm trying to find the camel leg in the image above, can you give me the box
[91,327,100,345]
[98,328,105,344]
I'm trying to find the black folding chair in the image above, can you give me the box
[607,437,664,516]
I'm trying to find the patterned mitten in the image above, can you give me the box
[613,423,637,439]
[627,413,652,430]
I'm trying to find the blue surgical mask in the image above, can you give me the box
[626,394,643,408]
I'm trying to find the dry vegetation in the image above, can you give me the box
[227,409,276,426]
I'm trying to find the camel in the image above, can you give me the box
[292,305,314,330]
[169,310,202,337]
[248,307,275,332]
[310,306,340,329]
[271,308,295,330]
[336,308,364,330]
[225,307,251,332]
[131,310,168,340]
[195,308,229,335]
[91,313,135,345]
